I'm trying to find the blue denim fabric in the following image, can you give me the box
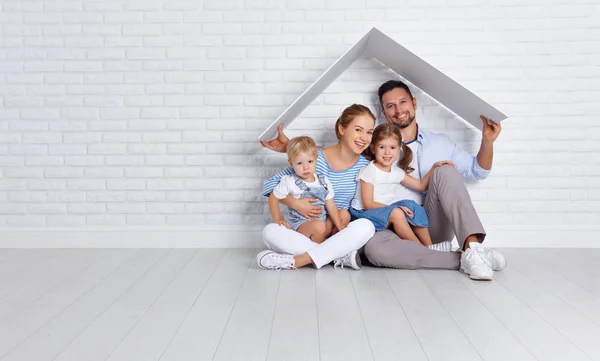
[288,174,330,231]
[349,200,428,232]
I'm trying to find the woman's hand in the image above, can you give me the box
[433,160,455,168]
[274,219,291,229]
[260,124,289,153]
[293,198,323,219]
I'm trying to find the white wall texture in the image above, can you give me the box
[1,0,599,247]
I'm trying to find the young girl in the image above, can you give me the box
[350,123,454,250]
[269,136,346,244]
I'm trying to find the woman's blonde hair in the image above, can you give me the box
[287,136,318,161]
[334,104,376,140]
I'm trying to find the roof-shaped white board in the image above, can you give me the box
[259,27,507,142]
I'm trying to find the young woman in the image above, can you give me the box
[257,104,376,270]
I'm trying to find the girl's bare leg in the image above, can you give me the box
[389,208,421,244]
[412,226,433,246]
[297,220,328,244]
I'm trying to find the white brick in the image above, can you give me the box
[47,215,86,226]
[124,73,165,84]
[167,215,206,225]
[128,119,167,131]
[164,167,203,178]
[104,12,143,23]
[85,168,124,178]
[0,179,27,191]
[28,204,67,214]
[88,144,127,155]
[46,191,85,203]
[185,155,223,166]
[101,108,141,120]
[103,133,142,143]
[124,168,164,178]
[44,168,84,178]
[186,203,223,213]
[27,156,64,166]
[63,12,103,23]
[142,132,181,143]
[86,191,127,202]
[67,180,106,191]
[146,155,185,166]
[107,180,145,190]
[127,215,167,225]
[7,215,46,227]
[146,203,185,214]
[147,179,185,190]
[65,155,103,166]
[144,11,183,23]
[61,108,100,120]
[4,167,43,178]
[87,215,127,226]
[48,145,87,155]
[128,144,167,155]
[28,180,66,191]
[68,204,106,214]
[0,204,28,214]
[9,144,48,155]
[127,191,165,202]
[166,191,205,202]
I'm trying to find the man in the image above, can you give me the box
[364,80,506,280]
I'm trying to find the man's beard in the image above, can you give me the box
[391,114,415,129]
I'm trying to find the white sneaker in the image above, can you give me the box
[333,250,361,270]
[256,250,295,270]
[482,249,507,271]
[460,244,493,280]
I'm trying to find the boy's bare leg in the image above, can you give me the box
[297,220,327,244]
[413,226,433,246]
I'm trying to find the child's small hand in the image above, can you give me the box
[400,206,414,218]
[433,160,455,168]
[275,219,291,229]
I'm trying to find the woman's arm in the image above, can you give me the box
[324,199,345,231]
[360,180,388,210]
[280,195,322,220]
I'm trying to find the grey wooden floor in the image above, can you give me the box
[0,248,599,361]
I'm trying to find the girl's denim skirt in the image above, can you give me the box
[349,200,429,232]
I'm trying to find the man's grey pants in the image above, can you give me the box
[363,165,486,270]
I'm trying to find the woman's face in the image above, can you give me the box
[338,114,375,155]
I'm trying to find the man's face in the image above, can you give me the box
[381,88,417,129]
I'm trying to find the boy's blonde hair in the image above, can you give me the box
[287,136,318,161]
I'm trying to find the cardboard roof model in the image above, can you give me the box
[259,27,507,142]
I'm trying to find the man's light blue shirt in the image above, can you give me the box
[414,127,491,181]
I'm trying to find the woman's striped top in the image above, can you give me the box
[263,149,369,210]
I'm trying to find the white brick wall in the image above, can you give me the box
[1,0,600,247]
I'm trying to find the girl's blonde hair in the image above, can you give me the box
[334,104,376,140]
[287,136,318,161]
[364,123,414,173]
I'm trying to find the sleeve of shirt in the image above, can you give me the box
[263,167,295,197]
[446,135,491,180]
[357,164,376,184]
[272,176,292,200]
[324,176,335,200]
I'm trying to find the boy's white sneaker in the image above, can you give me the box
[460,243,493,280]
[333,250,361,270]
[256,250,296,270]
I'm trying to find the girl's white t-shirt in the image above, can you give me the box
[351,161,408,210]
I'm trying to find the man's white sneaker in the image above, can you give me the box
[333,250,361,270]
[256,250,295,270]
[460,244,493,280]
[483,249,507,271]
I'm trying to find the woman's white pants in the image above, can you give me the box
[262,218,375,269]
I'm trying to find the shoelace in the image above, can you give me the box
[263,254,294,270]
[333,255,349,269]
[468,247,492,268]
